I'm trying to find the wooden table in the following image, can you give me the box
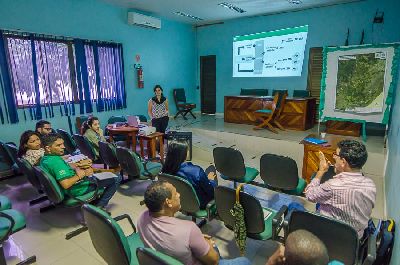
[301,134,350,183]
[107,125,138,151]
[224,96,316,131]
[139,132,164,161]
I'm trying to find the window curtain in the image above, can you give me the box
[73,39,93,114]
[0,31,19,123]
[5,34,76,124]
[81,41,126,113]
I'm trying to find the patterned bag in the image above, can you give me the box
[230,183,247,256]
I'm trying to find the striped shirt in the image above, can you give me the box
[305,171,376,238]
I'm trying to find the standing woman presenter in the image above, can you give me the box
[148,85,169,133]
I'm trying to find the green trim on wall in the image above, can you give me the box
[233,25,308,42]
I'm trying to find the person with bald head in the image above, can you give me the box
[265,229,332,265]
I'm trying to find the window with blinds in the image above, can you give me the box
[306,47,323,121]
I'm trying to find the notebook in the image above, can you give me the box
[303,137,328,145]
[127,115,146,128]
[93,172,119,180]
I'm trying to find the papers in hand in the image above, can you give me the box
[93,172,119,180]
[262,208,273,220]
[67,154,89,163]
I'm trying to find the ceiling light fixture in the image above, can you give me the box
[175,11,203,21]
[288,0,302,4]
[218,2,246,13]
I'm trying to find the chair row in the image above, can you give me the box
[213,146,307,196]
[56,129,162,180]
[81,180,377,265]
[156,173,377,265]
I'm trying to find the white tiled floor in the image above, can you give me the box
[0,115,387,264]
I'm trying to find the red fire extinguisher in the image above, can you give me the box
[136,66,144,88]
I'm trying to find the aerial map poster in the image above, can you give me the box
[335,52,387,113]
[319,44,399,124]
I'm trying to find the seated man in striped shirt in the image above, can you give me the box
[305,140,376,238]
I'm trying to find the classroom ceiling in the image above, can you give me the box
[101,0,362,25]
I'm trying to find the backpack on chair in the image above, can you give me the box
[371,219,395,265]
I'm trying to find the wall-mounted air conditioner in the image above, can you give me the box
[127,12,161,29]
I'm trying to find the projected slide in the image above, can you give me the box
[233,25,308,77]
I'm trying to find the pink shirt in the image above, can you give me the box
[305,171,376,238]
[137,210,210,265]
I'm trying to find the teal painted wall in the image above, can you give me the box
[196,0,400,113]
[0,0,196,143]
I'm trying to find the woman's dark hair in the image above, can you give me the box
[153,85,163,92]
[81,116,99,135]
[18,130,41,157]
[162,141,188,175]
[337,140,368,169]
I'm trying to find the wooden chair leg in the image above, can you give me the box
[266,123,279,134]
[253,115,272,130]
[273,120,285,131]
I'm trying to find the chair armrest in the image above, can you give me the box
[362,231,377,265]
[114,214,137,233]
[0,211,15,241]
[272,205,288,241]
[206,200,216,220]
[65,177,101,204]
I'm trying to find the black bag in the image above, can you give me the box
[372,219,395,265]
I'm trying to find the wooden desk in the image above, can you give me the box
[107,126,138,151]
[224,96,316,131]
[301,134,349,183]
[139,132,164,161]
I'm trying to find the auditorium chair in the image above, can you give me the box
[213,147,258,187]
[99,142,120,171]
[286,210,376,265]
[158,173,216,227]
[15,158,48,206]
[240,88,269,96]
[116,147,161,180]
[56,129,77,155]
[0,196,11,211]
[72,134,104,164]
[173,88,196,120]
[253,92,287,133]
[0,142,14,178]
[0,197,36,265]
[293,90,310,97]
[136,248,183,265]
[82,204,144,265]
[214,185,287,241]
[259,154,306,196]
[33,166,104,239]
[3,143,21,174]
